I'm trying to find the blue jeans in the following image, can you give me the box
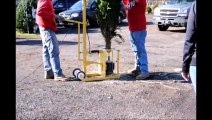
[129,30,148,73]
[39,26,63,77]
[189,66,196,93]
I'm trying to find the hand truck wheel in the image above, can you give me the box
[76,71,86,80]
[73,68,81,78]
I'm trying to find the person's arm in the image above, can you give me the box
[181,2,196,81]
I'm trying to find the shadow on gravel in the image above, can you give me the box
[64,72,191,83]
[63,72,192,83]
[118,72,191,83]
[56,27,101,34]
[168,29,186,33]
[16,39,78,46]
[146,22,153,25]
[119,21,153,27]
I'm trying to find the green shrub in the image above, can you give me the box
[16,0,35,33]
[146,6,152,14]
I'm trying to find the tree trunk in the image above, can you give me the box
[105,38,111,49]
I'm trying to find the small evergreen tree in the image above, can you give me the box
[16,0,35,33]
[95,0,124,49]
[146,6,152,14]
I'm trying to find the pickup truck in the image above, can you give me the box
[152,0,194,31]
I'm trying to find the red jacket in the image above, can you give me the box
[123,0,146,31]
[36,0,57,31]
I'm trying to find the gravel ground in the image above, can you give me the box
[16,14,196,119]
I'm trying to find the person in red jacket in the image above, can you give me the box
[123,0,149,80]
[36,0,67,81]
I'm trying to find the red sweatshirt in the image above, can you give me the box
[36,0,57,31]
[123,0,146,31]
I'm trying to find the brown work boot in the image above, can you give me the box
[127,68,140,76]
[136,72,150,80]
[54,74,68,81]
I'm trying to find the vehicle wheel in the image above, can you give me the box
[73,68,81,78]
[86,18,91,27]
[64,25,71,28]
[158,25,169,31]
[76,71,86,80]
[118,16,122,24]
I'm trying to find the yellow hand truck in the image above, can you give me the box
[63,0,120,82]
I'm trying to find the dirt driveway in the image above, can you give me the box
[16,14,196,119]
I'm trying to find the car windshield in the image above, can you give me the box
[167,0,194,4]
[69,0,93,10]
[52,0,57,4]
[70,1,82,10]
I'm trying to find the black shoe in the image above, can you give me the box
[136,72,150,80]
[44,70,54,79]
[127,68,140,76]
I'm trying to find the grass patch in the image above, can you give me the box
[16,31,40,39]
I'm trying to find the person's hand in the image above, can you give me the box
[181,72,189,81]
